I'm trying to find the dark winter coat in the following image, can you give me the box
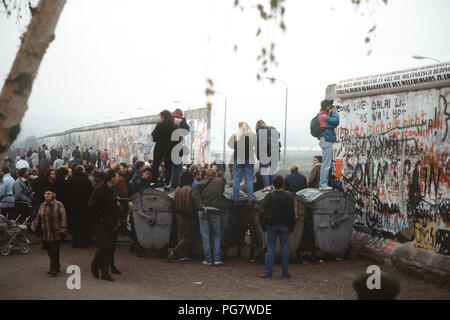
[260,191,295,232]
[89,183,120,231]
[54,177,72,213]
[66,172,93,214]
[192,177,226,209]
[173,114,190,158]
[50,149,58,163]
[38,159,50,174]
[72,149,81,160]
[284,171,307,194]
[130,171,142,186]
[82,151,90,162]
[131,176,152,194]
[151,122,177,154]
[89,151,97,165]
[256,126,281,161]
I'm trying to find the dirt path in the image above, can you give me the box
[1,242,449,300]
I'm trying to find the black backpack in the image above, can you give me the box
[261,193,278,231]
[310,114,324,138]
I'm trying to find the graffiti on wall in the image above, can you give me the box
[39,115,210,165]
[186,118,209,164]
[333,88,450,255]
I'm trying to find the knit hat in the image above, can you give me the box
[44,186,56,194]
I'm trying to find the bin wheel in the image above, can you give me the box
[19,243,30,254]
[1,245,11,256]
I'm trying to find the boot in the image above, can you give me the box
[91,262,99,279]
[110,265,122,275]
[101,269,114,281]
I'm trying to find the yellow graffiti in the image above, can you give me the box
[414,221,436,250]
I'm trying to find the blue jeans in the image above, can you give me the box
[259,163,277,187]
[170,164,183,188]
[319,139,333,188]
[198,209,222,263]
[233,161,254,202]
[100,160,107,172]
[265,226,290,277]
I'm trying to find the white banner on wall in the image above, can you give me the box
[335,62,450,99]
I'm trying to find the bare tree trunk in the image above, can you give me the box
[0,0,66,167]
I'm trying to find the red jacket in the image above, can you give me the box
[318,110,328,130]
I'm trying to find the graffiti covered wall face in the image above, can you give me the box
[334,88,449,255]
[187,118,209,164]
[40,117,209,165]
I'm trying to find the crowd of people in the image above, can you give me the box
[0,102,338,282]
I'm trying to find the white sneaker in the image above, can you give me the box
[214,261,224,266]
[202,261,212,266]
[319,186,333,191]
[178,256,192,262]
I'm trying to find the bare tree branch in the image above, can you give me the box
[0,0,66,164]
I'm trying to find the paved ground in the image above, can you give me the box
[1,241,449,300]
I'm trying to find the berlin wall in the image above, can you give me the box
[36,107,211,165]
[326,61,450,256]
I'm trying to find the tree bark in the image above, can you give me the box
[0,0,66,167]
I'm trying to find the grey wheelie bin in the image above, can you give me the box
[130,187,174,250]
[296,188,355,255]
[255,188,306,257]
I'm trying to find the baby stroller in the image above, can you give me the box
[0,214,31,256]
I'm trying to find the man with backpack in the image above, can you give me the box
[315,99,339,190]
[255,120,281,187]
[259,175,295,279]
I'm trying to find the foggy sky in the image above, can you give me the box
[1,0,449,151]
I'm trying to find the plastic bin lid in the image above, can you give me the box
[155,187,175,199]
[223,186,248,201]
[253,188,272,203]
[296,188,343,203]
[139,187,174,201]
